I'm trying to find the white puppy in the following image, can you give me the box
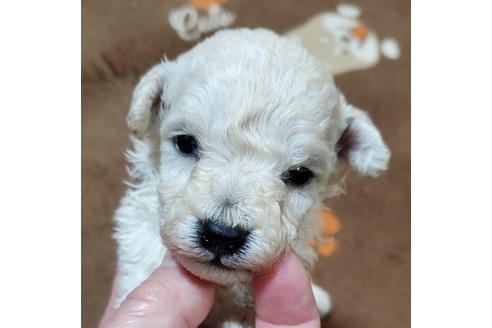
[113,28,389,326]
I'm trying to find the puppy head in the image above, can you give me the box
[127,29,390,284]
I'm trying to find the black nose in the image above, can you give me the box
[199,221,249,257]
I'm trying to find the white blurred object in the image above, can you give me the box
[285,3,401,75]
[337,3,361,18]
[381,38,401,59]
[169,4,235,41]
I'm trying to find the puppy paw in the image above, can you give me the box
[312,283,332,317]
[221,320,252,328]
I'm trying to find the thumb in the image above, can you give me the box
[253,252,320,328]
[102,253,217,328]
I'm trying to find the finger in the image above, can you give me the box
[102,253,217,328]
[253,252,320,328]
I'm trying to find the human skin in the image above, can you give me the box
[99,251,320,328]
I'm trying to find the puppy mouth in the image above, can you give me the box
[208,257,232,270]
[197,254,246,272]
[176,253,253,284]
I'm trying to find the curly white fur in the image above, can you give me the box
[114,28,389,327]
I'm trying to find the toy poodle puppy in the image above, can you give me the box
[113,28,389,327]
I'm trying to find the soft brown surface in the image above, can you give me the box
[82,0,410,327]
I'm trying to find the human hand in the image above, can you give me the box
[253,251,321,327]
[99,252,320,328]
[98,253,217,328]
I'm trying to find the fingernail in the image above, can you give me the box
[161,251,178,268]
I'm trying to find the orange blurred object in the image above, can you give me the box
[311,209,342,257]
[189,0,227,10]
[316,238,337,257]
[351,25,368,41]
[319,209,341,234]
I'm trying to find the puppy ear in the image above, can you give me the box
[127,63,167,136]
[336,94,390,176]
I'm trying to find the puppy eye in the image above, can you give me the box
[174,134,199,157]
[282,166,314,187]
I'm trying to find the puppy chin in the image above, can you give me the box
[177,255,252,284]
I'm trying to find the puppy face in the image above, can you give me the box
[126,29,390,284]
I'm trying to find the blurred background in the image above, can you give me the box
[82,0,410,327]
